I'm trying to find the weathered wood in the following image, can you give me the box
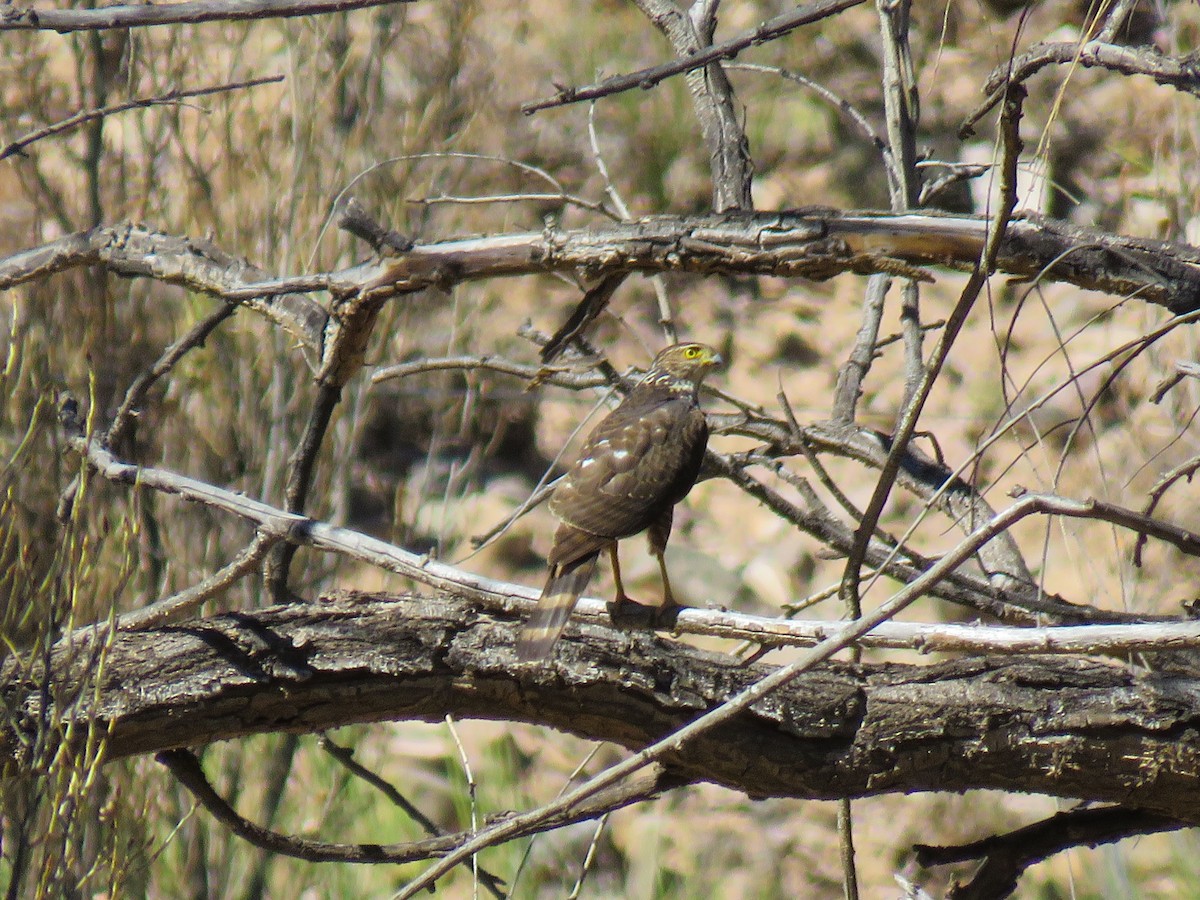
[5,591,1200,822]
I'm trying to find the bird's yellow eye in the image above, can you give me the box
[684,346,700,358]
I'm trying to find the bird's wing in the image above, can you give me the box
[548,395,708,549]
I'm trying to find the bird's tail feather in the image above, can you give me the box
[515,553,599,662]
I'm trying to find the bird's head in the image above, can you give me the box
[643,342,723,392]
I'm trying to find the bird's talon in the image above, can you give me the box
[653,601,685,632]
[607,598,656,629]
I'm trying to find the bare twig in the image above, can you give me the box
[264,382,344,601]
[729,63,887,161]
[336,198,414,255]
[540,272,629,364]
[874,0,923,428]
[158,748,673,867]
[443,716,480,889]
[914,806,1184,900]
[838,797,860,900]
[963,41,1200,137]
[0,76,283,162]
[630,0,754,212]
[567,813,610,900]
[106,301,240,450]
[1135,454,1200,566]
[840,81,1027,609]
[1095,0,1144,44]
[875,0,919,210]
[317,733,507,898]
[522,0,866,114]
[586,103,677,343]
[318,736,443,835]
[117,533,277,631]
[406,190,615,218]
[372,354,604,390]
[317,151,587,258]
[0,0,418,32]
[0,225,328,352]
[778,395,866,525]
[898,279,923,411]
[832,275,889,423]
[466,479,558,552]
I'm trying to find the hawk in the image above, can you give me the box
[515,342,722,661]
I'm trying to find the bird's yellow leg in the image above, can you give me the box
[654,549,679,609]
[609,544,633,605]
[652,549,685,632]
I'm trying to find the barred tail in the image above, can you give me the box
[515,553,599,662]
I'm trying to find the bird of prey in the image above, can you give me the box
[515,342,722,662]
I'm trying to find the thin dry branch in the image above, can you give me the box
[914,806,1185,900]
[316,730,511,900]
[522,0,866,115]
[0,225,327,354]
[0,76,284,161]
[372,354,606,390]
[105,300,241,449]
[629,0,753,211]
[264,382,344,600]
[964,41,1200,136]
[155,747,676,866]
[0,0,417,32]
[1134,452,1200,566]
[116,533,277,631]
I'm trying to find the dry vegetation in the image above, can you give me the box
[5,0,1200,897]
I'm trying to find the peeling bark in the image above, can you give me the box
[6,592,1200,823]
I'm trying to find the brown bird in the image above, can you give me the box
[515,342,722,662]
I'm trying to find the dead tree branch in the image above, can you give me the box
[523,0,865,115]
[630,0,753,211]
[154,744,676,867]
[0,76,284,162]
[0,0,418,33]
[965,41,1200,136]
[7,593,1200,825]
[4,213,1199,325]
[915,806,1186,900]
[0,225,327,354]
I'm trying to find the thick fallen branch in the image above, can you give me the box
[5,593,1200,824]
